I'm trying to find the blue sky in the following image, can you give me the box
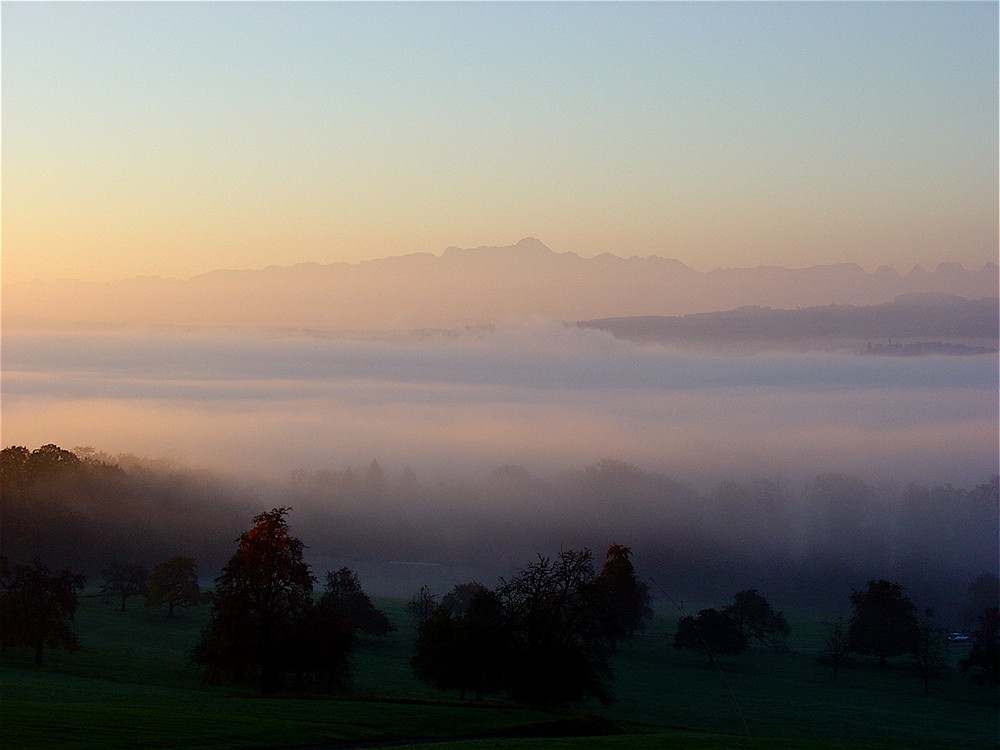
[3,1,997,281]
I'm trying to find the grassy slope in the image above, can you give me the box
[1,596,996,750]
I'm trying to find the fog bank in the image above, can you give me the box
[3,321,996,488]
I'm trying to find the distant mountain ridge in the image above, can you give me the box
[4,238,997,331]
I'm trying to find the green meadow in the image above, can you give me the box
[2,595,996,750]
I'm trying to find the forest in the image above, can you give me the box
[2,443,996,616]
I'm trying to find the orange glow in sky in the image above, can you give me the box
[2,2,997,282]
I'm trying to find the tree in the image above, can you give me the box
[913,609,949,694]
[674,608,747,664]
[0,558,85,665]
[411,582,506,701]
[146,556,202,617]
[962,572,999,628]
[100,561,148,612]
[596,544,652,641]
[24,443,81,480]
[496,548,614,706]
[723,589,790,649]
[848,579,919,666]
[821,618,851,684]
[192,508,320,692]
[440,581,491,615]
[0,446,31,491]
[321,568,394,636]
[959,607,999,684]
[405,585,438,626]
[285,597,354,691]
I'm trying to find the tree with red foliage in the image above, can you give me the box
[193,508,334,692]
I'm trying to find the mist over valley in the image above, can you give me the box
[4,292,997,615]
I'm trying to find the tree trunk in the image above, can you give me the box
[34,644,44,666]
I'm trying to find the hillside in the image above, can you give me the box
[577,294,999,352]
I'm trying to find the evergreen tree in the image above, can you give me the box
[596,544,652,641]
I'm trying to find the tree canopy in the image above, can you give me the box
[192,508,329,692]
[100,561,148,612]
[674,607,747,663]
[960,606,999,684]
[848,579,919,666]
[405,585,438,626]
[723,589,790,648]
[146,556,202,617]
[321,568,393,636]
[596,544,652,641]
[497,548,614,706]
[411,582,506,701]
[411,548,619,706]
[0,557,85,665]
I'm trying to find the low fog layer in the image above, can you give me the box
[3,321,995,486]
[3,320,996,614]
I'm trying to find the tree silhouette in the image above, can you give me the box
[405,585,437,626]
[192,508,319,692]
[596,544,652,641]
[285,596,354,690]
[913,609,949,694]
[411,582,506,701]
[821,618,850,684]
[497,548,614,706]
[440,581,491,615]
[321,568,393,636]
[960,607,999,684]
[0,558,84,665]
[962,572,999,628]
[146,556,202,617]
[100,561,148,612]
[848,579,919,666]
[723,589,790,648]
[674,608,746,664]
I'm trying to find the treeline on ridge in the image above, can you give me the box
[1,445,997,620]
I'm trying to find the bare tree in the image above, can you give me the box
[821,618,850,684]
[99,561,148,612]
[913,609,949,694]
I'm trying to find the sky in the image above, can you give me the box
[2,1,997,283]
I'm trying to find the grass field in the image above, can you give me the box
[1,594,996,750]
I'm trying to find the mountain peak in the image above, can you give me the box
[514,237,550,251]
[442,238,555,260]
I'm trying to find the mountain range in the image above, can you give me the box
[4,238,997,331]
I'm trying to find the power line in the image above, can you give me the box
[649,576,756,749]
